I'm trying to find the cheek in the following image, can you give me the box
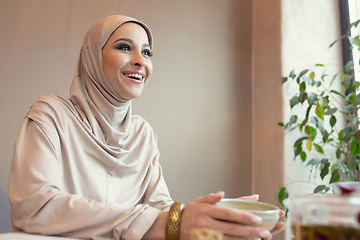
[103,54,124,79]
[146,62,153,78]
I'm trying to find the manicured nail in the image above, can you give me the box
[251,215,262,224]
[215,191,225,197]
[259,230,271,238]
[251,194,259,199]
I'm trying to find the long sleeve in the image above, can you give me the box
[9,111,172,239]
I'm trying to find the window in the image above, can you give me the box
[348,0,360,83]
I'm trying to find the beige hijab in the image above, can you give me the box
[70,15,153,148]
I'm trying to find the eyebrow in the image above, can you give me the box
[113,38,151,48]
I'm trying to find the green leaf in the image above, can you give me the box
[352,35,360,48]
[275,187,289,207]
[314,185,327,193]
[307,93,318,105]
[325,108,337,115]
[317,117,324,133]
[314,143,324,154]
[350,140,358,155]
[342,126,354,143]
[320,159,330,180]
[294,143,303,158]
[289,70,296,79]
[319,96,329,107]
[290,96,300,109]
[294,137,309,147]
[311,116,319,127]
[345,92,355,105]
[305,125,317,140]
[330,90,345,100]
[336,149,341,159]
[281,77,288,84]
[356,93,360,106]
[315,63,324,66]
[322,130,329,143]
[306,158,321,166]
[329,73,339,87]
[299,92,307,103]
[344,104,354,113]
[329,35,346,48]
[289,115,298,124]
[300,151,307,162]
[350,19,360,28]
[330,115,337,128]
[298,69,309,78]
[278,122,284,127]
[353,81,360,91]
[355,130,360,145]
[329,169,340,183]
[315,105,324,119]
[338,162,349,173]
[347,155,358,170]
[344,60,354,73]
[342,73,354,88]
[299,105,312,131]
[344,82,351,91]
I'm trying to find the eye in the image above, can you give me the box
[142,49,153,58]
[116,43,131,51]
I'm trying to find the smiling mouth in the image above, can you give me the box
[124,73,144,81]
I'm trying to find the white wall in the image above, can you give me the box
[282,0,343,238]
[282,0,343,196]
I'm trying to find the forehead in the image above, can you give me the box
[108,22,150,45]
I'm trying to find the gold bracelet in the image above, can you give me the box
[166,201,185,240]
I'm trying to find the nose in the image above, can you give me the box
[131,51,145,67]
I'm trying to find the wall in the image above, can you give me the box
[282,0,343,197]
[0,1,283,238]
[281,0,342,239]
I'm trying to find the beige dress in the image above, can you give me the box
[8,15,173,240]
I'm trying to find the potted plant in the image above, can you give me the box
[276,19,360,206]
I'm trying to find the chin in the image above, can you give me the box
[123,92,143,100]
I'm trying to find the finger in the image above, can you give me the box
[238,194,259,202]
[208,205,263,227]
[205,217,272,239]
[223,236,262,240]
[279,210,285,217]
[270,221,285,235]
[194,191,225,204]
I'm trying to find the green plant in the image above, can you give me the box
[276,19,360,206]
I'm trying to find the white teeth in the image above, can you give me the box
[125,73,143,80]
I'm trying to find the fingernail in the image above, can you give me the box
[252,194,259,199]
[215,191,225,197]
[259,230,271,238]
[251,215,262,224]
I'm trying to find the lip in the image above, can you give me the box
[122,70,145,84]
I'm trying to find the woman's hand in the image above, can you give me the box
[180,192,285,240]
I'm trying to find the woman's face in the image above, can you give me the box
[102,22,153,100]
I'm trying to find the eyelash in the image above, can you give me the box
[116,43,153,58]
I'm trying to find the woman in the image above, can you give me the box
[8,15,284,240]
